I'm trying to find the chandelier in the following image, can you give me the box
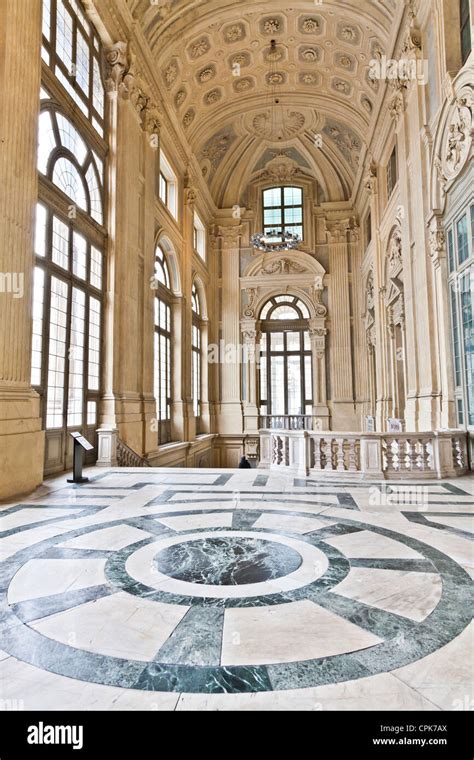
[251,39,301,254]
[251,229,300,253]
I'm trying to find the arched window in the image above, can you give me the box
[259,296,313,425]
[262,186,303,242]
[153,246,172,444]
[192,283,202,423]
[32,0,106,475]
[38,109,104,224]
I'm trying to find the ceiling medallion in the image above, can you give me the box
[251,230,301,253]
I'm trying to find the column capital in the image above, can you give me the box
[218,225,244,249]
[326,219,350,244]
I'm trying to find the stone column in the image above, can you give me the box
[0,0,45,498]
[218,224,244,434]
[183,186,197,443]
[428,220,456,428]
[309,321,329,430]
[200,318,210,434]
[241,320,260,433]
[170,295,185,442]
[349,223,370,425]
[142,112,162,456]
[97,42,157,463]
[327,220,356,430]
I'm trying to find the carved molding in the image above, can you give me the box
[260,258,306,275]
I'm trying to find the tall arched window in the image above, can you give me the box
[153,245,172,444]
[259,296,313,425]
[192,283,202,424]
[32,0,106,474]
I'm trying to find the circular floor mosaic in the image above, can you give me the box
[1,499,473,694]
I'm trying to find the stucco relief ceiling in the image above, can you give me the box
[124,1,403,200]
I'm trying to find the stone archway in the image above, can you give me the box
[240,250,329,433]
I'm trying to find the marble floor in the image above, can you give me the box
[0,468,473,711]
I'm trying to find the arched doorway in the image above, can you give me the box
[258,295,313,428]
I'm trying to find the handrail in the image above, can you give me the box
[116,438,151,468]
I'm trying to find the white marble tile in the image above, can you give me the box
[0,656,180,711]
[0,524,74,560]
[7,558,107,604]
[31,592,188,662]
[175,672,438,711]
[156,512,233,531]
[221,599,381,666]
[58,524,151,551]
[0,507,85,532]
[427,515,474,534]
[252,513,336,534]
[324,529,423,559]
[331,568,442,622]
[392,621,474,710]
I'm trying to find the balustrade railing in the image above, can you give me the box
[258,428,468,479]
[259,415,315,431]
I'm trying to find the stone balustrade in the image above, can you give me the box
[259,428,469,479]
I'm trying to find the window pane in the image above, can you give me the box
[264,209,282,226]
[304,354,313,403]
[67,287,86,426]
[52,216,69,270]
[93,58,104,116]
[457,216,469,265]
[270,356,285,414]
[72,232,87,280]
[52,157,88,210]
[284,187,302,206]
[86,163,102,224]
[42,0,51,40]
[46,277,68,428]
[447,228,455,273]
[284,207,302,225]
[56,0,74,73]
[88,296,101,390]
[271,304,300,320]
[286,332,300,351]
[35,204,48,257]
[460,271,474,425]
[287,356,302,414]
[296,299,310,319]
[76,29,90,95]
[56,113,88,164]
[270,332,284,351]
[451,286,461,387]
[31,267,45,386]
[87,400,97,425]
[263,188,281,207]
[90,247,102,289]
[38,111,57,174]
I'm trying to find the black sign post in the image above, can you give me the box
[67,432,94,484]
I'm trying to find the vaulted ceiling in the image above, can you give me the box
[125,0,404,204]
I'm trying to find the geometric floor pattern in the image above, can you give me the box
[1,468,473,711]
